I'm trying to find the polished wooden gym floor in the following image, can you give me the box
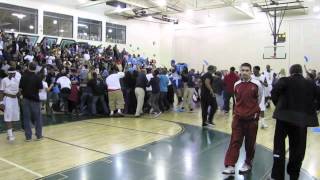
[0,108,319,180]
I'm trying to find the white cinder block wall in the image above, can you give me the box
[164,18,320,72]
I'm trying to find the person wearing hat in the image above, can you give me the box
[19,62,43,141]
[0,67,21,141]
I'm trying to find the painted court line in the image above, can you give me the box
[0,157,43,178]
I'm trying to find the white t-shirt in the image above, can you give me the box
[263,70,274,85]
[106,72,125,90]
[251,74,266,94]
[56,76,71,89]
[0,77,20,95]
[146,73,153,91]
[24,55,34,63]
[46,56,55,65]
[39,81,48,101]
[84,53,90,61]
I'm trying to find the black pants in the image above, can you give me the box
[271,120,307,180]
[200,94,217,125]
[159,92,169,111]
[223,91,235,113]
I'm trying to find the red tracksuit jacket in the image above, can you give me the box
[233,79,263,120]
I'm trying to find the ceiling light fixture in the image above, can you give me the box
[313,6,320,13]
[12,13,26,19]
[240,2,249,9]
[53,20,58,25]
[29,25,34,30]
[185,9,194,17]
[156,0,166,7]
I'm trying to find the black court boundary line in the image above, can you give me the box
[44,136,111,155]
[81,119,174,137]
[37,118,185,180]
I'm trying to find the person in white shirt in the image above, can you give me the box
[46,54,55,65]
[56,73,71,112]
[263,65,274,108]
[252,66,269,129]
[83,51,90,61]
[24,53,34,63]
[0,67,20,142]
[39,74,49,108]
[106,66,125,116]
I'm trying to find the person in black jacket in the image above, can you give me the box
[88,72,108,115]
[270,64,320,180]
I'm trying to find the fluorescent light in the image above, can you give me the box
[240,2,249,9]
[10,29,15,32]
[313,6,320,13]
[115,5,122,13]
[78,24,88,28]
[156,0,166,7]
[53,20,58,25]
[29,25,34,30]
[185,9,194,18]
[78,0,87,3]
[12,13,26,19]
[59,29,64,32]
[108,29,113,33]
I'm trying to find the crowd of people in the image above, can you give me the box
[1,31,320,180]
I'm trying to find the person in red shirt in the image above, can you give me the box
[223,63,263,175]
[223,67,240,113]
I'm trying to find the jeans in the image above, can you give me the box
[149,93,160,113]
[215,93,224,110]
[80,92,93,114]
[91,95,108,115]
[23,99,42,139]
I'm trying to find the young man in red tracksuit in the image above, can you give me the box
[223,63,263,175]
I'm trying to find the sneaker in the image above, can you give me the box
[239,163,251,174]
[7,136,15,142]
[222,166,235,175]
[35,137,43,141]
[207,122,216,127]
[202,123,208,127]
[154,112,162,118]
[149,108,154,114]
[261,123,268,129]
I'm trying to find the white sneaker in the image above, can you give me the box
[239,163,251,174]
[7,136,15,142]
[261,123,268,129]
[222,166,235,175]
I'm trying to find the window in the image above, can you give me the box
[17,34,39,46]
[78,18,102,41]
[0,3,38,34]
[60,39,76,49]
[106,23,126,44]
[44,12,73,38]
[41,37,58,48]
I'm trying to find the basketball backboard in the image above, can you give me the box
[263,46,287,59]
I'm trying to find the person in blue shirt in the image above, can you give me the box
[159,68,170,111]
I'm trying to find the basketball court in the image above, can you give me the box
[0,0,320,179]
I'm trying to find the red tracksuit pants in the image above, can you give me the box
[224,116,258,167]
